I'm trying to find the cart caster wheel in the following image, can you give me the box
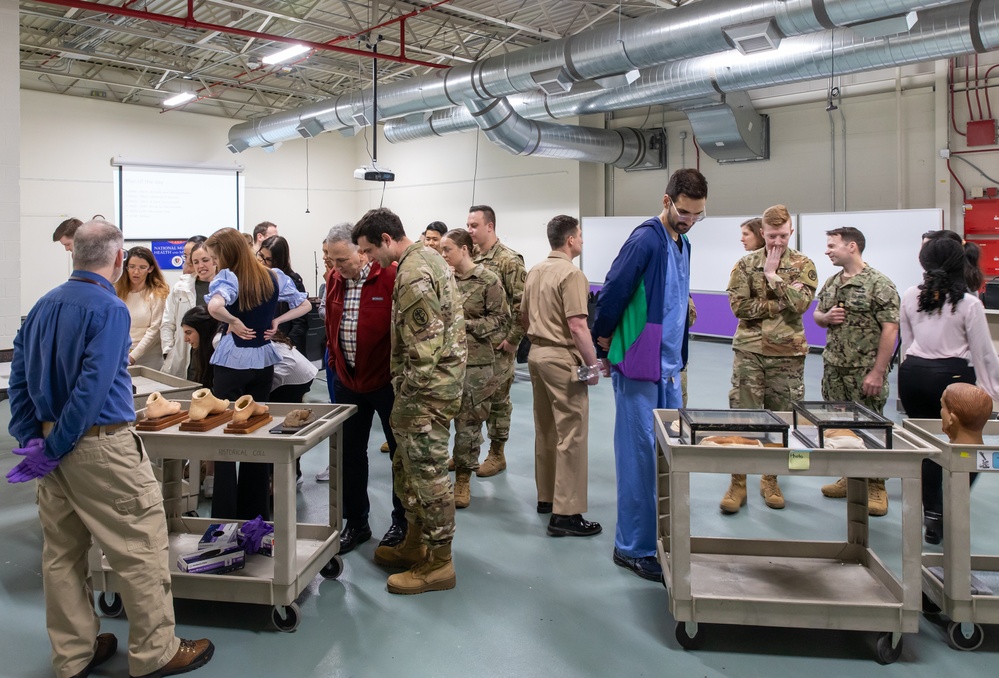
[947,621,984,651]
[921,592,941,615]
[96,592,123,618]
[271,602,301,633]
[875,632,903,664]
[320,555,343,580]
[675,622,704,650]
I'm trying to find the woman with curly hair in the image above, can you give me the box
[115,246,170,367]
[899,235,999,544]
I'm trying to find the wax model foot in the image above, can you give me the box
[232,395,270,423]
[145,392,182,419]
[188,388,230,421]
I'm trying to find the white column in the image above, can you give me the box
[0,0,20,346]
[934,59,954,231]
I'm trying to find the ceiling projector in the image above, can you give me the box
[354,166,395,182]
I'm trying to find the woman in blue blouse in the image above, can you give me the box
[203,228,311,520]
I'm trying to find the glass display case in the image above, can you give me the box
[676,408,789,447]
[791,401,894,449]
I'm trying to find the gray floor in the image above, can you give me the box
[2,339,999,677]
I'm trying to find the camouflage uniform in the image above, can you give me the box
[727,247,818,409]
[816,265,900,413]
[453,264,510,472]
[390,243,466,548]
[474,240,526,444]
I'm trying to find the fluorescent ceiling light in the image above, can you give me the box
[163,92,195,107]
[263,44,309,65]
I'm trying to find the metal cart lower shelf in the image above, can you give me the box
[903,418,999,651]
[655,409,933,663]
[88,402,355,632]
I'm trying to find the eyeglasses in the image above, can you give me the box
[127,264,150,273]
[256,252,273,265]
[670,201,706,223]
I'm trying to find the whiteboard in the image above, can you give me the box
[113,165,245,240]
[798,209,943,298]
[582,214,767,291]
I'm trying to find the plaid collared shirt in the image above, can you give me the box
[339,262,371,368]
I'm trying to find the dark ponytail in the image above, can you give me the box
[917,238,969,314]
[964,241,984,293]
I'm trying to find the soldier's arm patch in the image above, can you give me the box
[807,268,817,282]
[412,307,429,327]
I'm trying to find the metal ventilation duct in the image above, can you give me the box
[384,0,999,153]
[466,97,663,168]
[226,0,960,152]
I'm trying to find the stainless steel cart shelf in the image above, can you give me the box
[655,409,933,663]
[88,402,355,632]
[902,418,999,651]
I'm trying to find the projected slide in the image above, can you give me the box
[114,164,244,240]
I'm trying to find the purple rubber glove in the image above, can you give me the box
[7,438,59,484]
[238,515,274,555]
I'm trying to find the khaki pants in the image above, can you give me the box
[36,427,179,677]
[528,346,589,515]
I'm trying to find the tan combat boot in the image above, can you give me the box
[821,477,848,498]
[868,479,888,517]
[720,474,747,514]
[374,520,426,568]
[454,470,472,509]
[386,544,456,595]
[760,475,785,509]
[476,442,507,477]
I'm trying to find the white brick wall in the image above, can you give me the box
[0,0,20,347]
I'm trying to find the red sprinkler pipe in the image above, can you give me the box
[30,0,448,69]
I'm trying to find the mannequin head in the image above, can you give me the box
[940,383,993,441]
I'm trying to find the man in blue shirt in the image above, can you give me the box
[7,221,214,678]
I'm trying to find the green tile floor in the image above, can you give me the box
[1,339,997,677]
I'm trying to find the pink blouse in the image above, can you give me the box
[900,286,999,400]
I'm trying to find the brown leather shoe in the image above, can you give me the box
[69,633,117,678]
[130,639,214,678]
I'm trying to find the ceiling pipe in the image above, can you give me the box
[385,0,999,147]
[226,0,962,151]
[465,97,657,168]
[29,0,447,69]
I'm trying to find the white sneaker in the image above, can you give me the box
[316,466,330,482]
[202,475,214,499]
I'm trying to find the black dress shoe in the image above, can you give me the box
[70,633,117,678]
[547,513,602,537]
[339,523,372,554]
[924,511,943,545]
[612,548,663,582]
[379,522,407,547]
[537,501,553,514]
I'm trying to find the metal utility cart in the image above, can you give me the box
[127,366,202,511]
[128,365,201,411]
[902,418,999,651]
[89,402,355,632]
[655,408,933,664]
